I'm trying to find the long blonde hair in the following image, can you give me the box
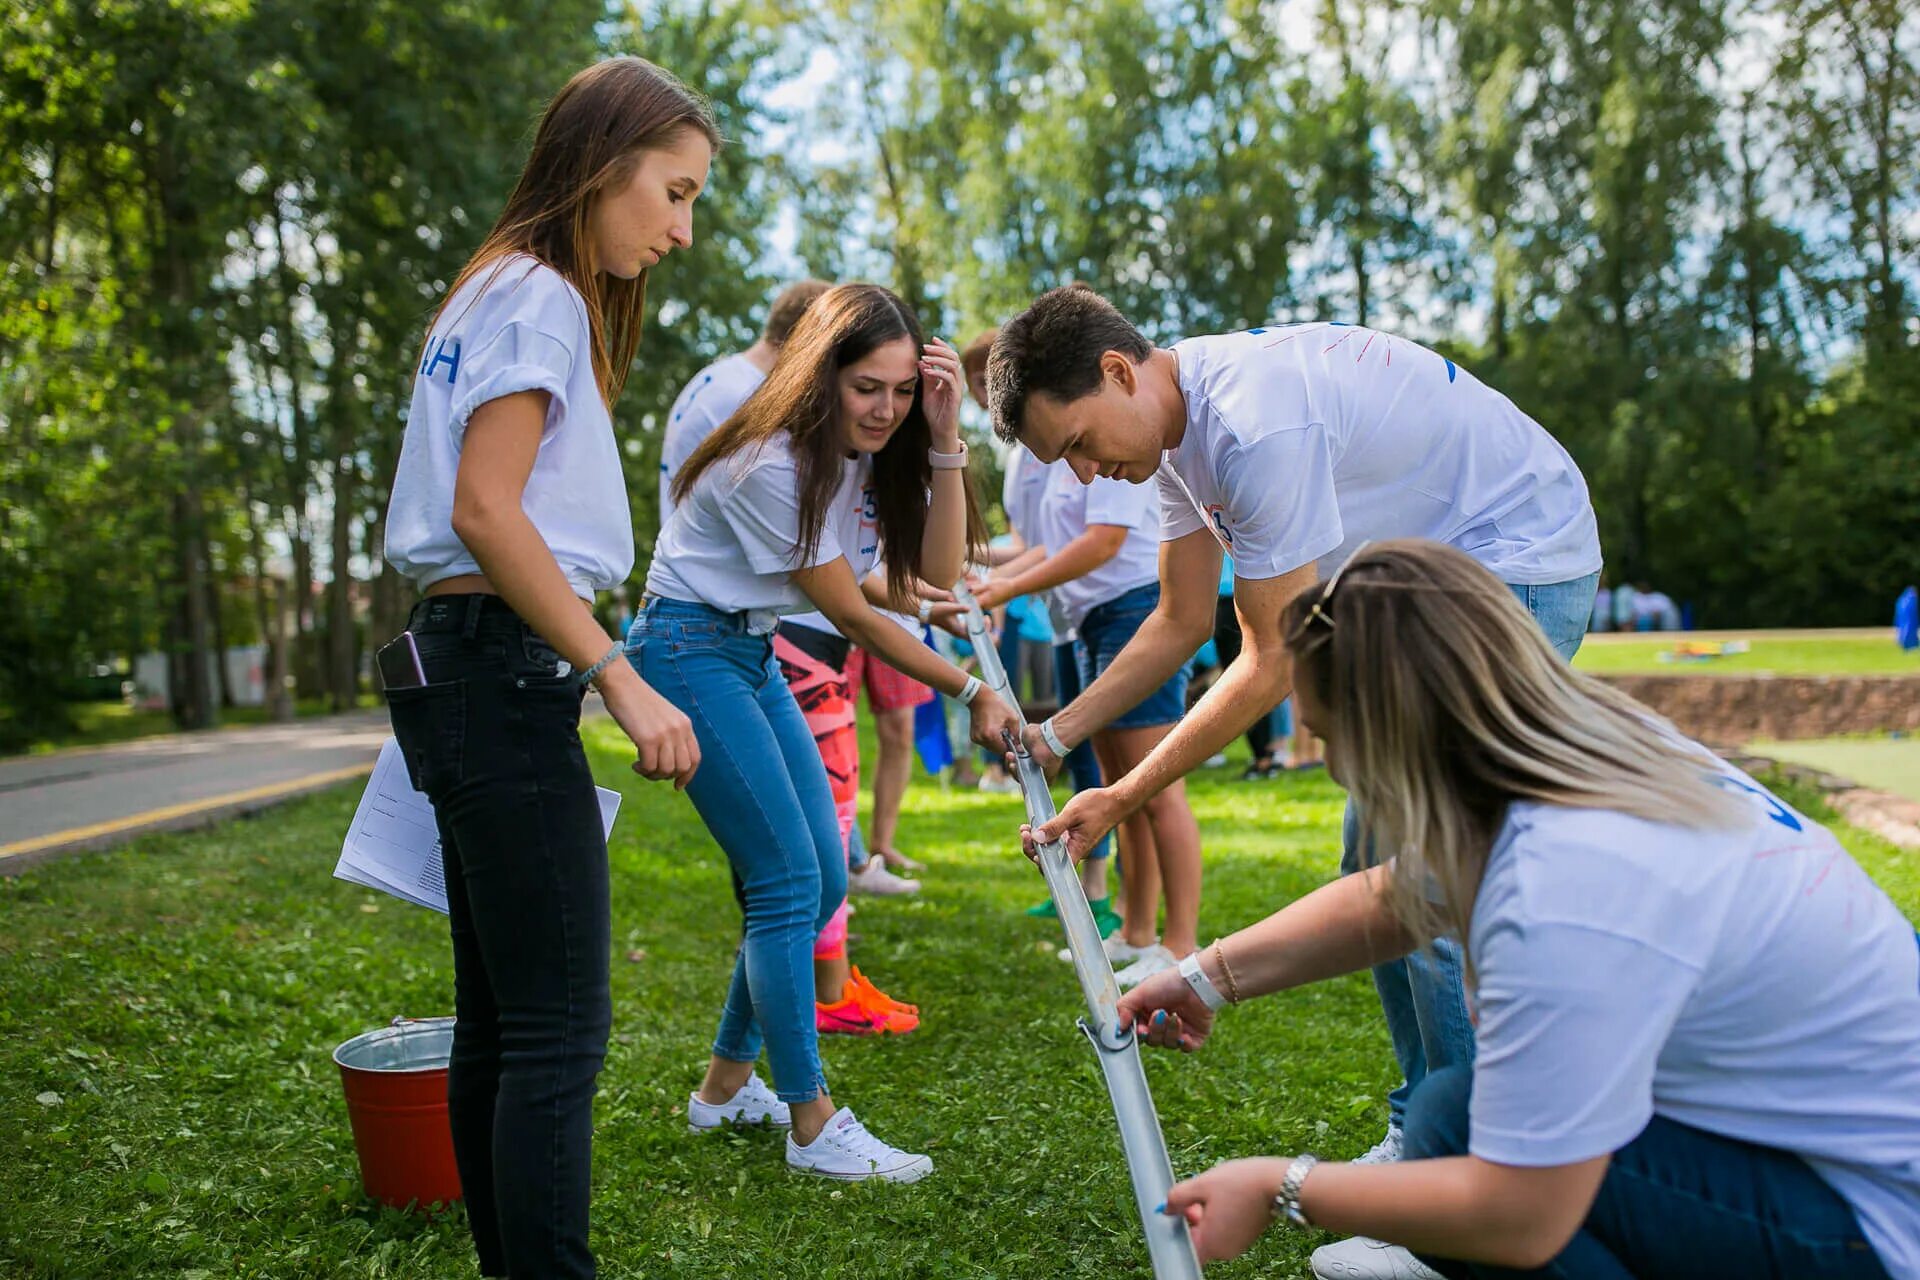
[1283,540,1746,971]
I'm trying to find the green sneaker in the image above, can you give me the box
[1025,898,1060,918]
[1089,898,1123,939]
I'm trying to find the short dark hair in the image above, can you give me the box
[986,285,1152,443]
[763,279,831,347]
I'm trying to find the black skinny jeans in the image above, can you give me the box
[386,594,611,1280]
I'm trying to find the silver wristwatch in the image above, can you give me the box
[1273,1153,1319,1228]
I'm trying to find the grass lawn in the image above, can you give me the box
[1748,735,1920,804]
[1572,632,1920,678]
[2,725,1914,1279]
[2,695,384,758]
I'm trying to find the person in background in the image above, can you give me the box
[1612,580,1637,633]
[1117,541,1916,1280]
[658,279,830,516]
[974,451,1202,989]
[964,329,1121,936]
[1211,552,1285,779]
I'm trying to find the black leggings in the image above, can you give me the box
[387,594,611,1280]
[1212,595,1274,761]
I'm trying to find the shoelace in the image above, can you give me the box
[737,1076,780,1109]
[823,1113,898,1163]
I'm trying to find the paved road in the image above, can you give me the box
[0,710,394,871]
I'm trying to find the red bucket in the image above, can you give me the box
[334,1016,463,1210]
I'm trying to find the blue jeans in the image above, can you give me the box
[1076,582,1192,729]
[626,598,844,1103]
[1403,1066,1892,1279]
[1343,571,1601,1126]
[1053,640,1113,863]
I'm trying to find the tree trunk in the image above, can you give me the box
[327,453,358,712]
[209,570,234,710]
[171,488,219,730]
[244,485,295,722]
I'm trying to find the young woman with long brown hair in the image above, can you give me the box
[382,57,715,1278]
[1110,541,1919,1280]
[629,283,1020,1182]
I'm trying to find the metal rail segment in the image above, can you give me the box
[952,580,1202,1279]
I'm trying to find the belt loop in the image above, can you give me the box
[462,594,485,640]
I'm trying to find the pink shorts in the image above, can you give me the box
[847,646,934,713]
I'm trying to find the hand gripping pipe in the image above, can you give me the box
[952,580,1202,1279]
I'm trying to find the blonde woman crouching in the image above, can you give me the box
[1110,539,1919,1280]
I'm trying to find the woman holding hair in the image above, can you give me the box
[633,283,1019,1182]
[382,58,714,1279]
[1105,540,1919,1279]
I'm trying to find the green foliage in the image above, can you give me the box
[2,0,1917,735]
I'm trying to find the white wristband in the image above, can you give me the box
[917,598,934,624]
[957,674,983,705]
[928,441,969,470]
[1038,716,1070,760]
[1178,951,1229,1012]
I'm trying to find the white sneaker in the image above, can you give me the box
[848,860,920,896]
[1353,1125,1403,1165]
[785,1107,933,1183]
[687,1073,790,1133]
[1204,752,1229,768]
[1311,1237,1443,1280]
[1059,934,1159,965]
[1113,945,1179,989]
[977,772,1021,794]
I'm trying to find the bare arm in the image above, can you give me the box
[917,338,969,586]
[1165,1152,1607,1270]
[452,391,698,786]
[1037,528,1221,753]
[1134,859,1604,1269]
[984,540,1041,570]
[974,525,1125,609]
[792,556,1021,747]
[1103,562,1316,814]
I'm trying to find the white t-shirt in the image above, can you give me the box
[1034,466,1163,630]
[658,353,766,516]
[1467,762,1920,1276]
[1002,445,1053,545]
[647,435,879,616]
[386,256,633,596]
[1004,447,1077,636]
[1158,326,1601,584]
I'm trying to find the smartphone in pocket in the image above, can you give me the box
[376,631,428,691]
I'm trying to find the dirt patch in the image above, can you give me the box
[1601,674,1920,743]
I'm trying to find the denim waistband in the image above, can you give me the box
[408,593,528,638]
[641,595,781,636]
[1082,580,1161,629]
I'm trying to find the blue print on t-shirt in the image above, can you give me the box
[420,336,462,386]
[1710,773,1804,832]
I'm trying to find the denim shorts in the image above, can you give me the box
[1075,581,1192,730]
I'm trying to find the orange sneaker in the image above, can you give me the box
[816,983,892,1036]
[851,965,919,1019]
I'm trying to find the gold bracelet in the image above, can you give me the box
[1212,940,1242,1005]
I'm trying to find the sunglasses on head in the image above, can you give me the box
[1288,540,1374,642]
